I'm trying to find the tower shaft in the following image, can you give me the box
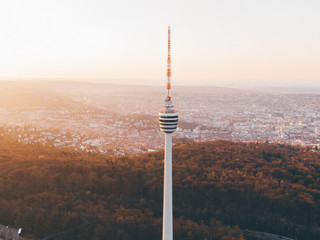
[162,133,173,240]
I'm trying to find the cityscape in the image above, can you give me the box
[1,81,319,155]
[1,0,320,239]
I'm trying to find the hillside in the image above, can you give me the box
[0,135,319,239]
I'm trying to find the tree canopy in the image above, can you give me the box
[0,134,319,239]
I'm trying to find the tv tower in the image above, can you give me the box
[159,26,178,240]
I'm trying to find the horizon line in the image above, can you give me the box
[1,77,320,89]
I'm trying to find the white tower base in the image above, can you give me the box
[163,133,173,240]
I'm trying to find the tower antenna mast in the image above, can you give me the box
[167,26,171,99]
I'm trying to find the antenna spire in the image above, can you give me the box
[166,26,171,99]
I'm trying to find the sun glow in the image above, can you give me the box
[0,0,319,87]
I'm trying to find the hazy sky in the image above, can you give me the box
[0,0,319,87]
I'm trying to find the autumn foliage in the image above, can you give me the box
[0,133,319,239]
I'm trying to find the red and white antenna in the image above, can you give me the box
[166,26,172,99]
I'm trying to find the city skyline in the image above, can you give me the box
[0,0,320,88]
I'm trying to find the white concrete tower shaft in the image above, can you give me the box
[159,26,178,240]
[163,133,173,240]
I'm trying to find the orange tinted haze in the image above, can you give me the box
[0,0,319,88]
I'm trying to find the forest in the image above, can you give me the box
[0,132,319,239]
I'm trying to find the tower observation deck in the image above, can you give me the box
[159,99,178,133]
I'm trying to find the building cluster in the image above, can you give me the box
[0,86,320,154]
[175,92,320,149]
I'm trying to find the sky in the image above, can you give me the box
[0,0,319,88]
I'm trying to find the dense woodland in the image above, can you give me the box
[0,132,319,240]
